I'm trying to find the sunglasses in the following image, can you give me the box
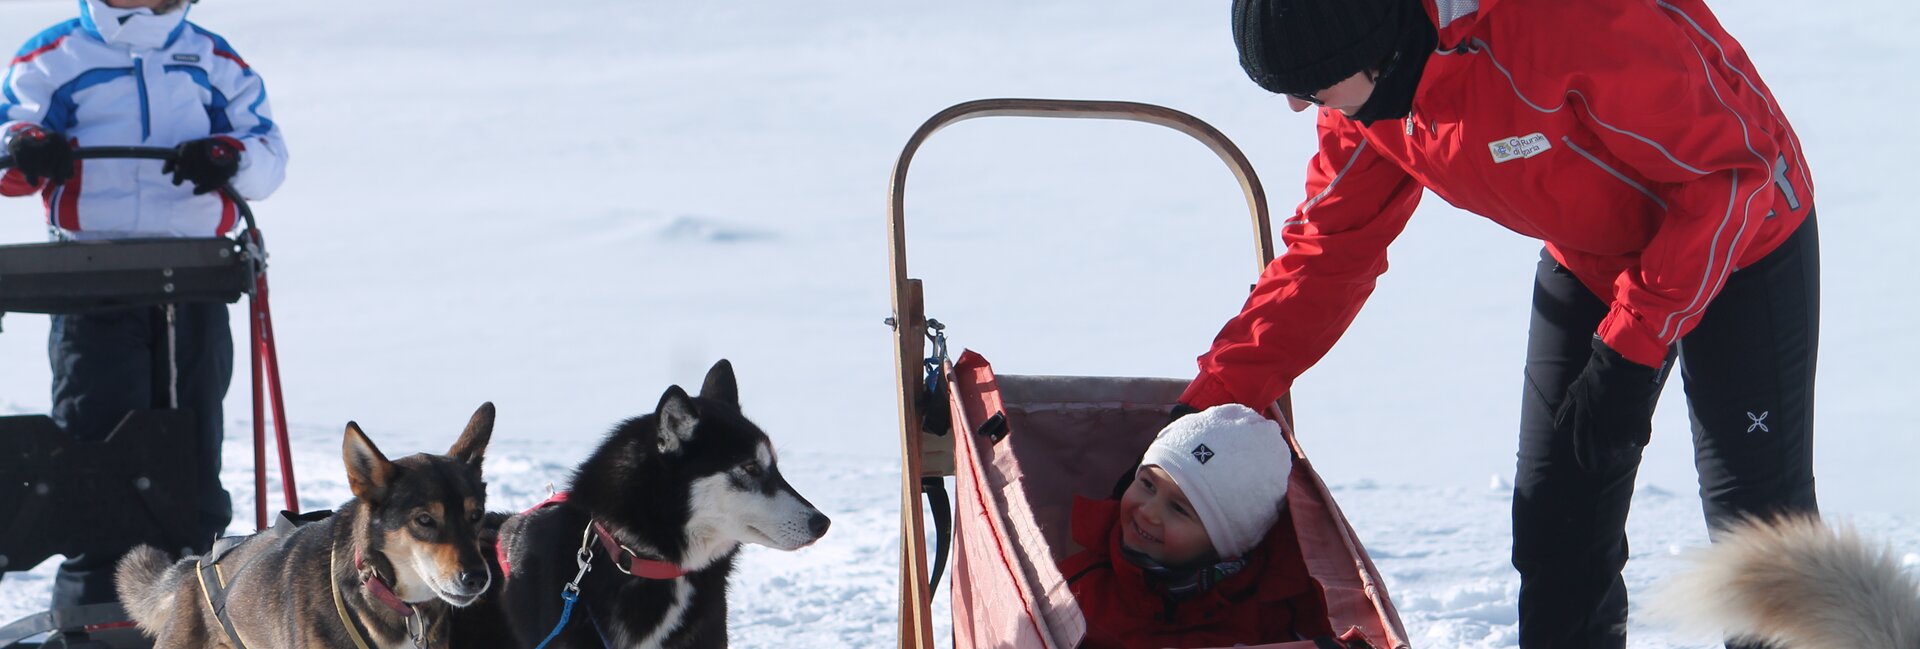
[1287,50,1403,107]
[1287,90,1327,107]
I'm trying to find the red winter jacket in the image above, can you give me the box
[1058,497,1332,649]
[1182,0,1813,410]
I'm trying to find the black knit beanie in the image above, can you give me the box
[1233,0,1417,96]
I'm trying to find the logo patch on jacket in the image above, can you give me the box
[173,54,201,63]
[1489,133,1552,163]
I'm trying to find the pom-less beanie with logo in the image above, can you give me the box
[1139,404,1292,559]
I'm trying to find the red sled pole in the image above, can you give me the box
[250,275,268,530]
[243,223,299,531]
[256,268,299,518]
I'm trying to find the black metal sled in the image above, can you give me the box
[0,604,149,649]
[0,236,250,314]
[0,148,303,648]
[0,412,203,573]
[0,413,201,649]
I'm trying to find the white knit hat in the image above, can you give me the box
[1138,404,1292,559]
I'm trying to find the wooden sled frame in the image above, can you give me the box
[886,98,1283,649]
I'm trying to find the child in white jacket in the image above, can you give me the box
[1,0,288,608]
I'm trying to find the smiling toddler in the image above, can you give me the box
[1059,404,1331,648]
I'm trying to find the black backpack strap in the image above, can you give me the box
[923,477,953,591]
[1311,636,1346,649]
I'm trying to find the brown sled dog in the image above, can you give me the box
[1650,515,1920,649]
[114,404,497,649]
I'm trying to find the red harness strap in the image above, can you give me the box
[495,492,570,578]
[495,492,688,581]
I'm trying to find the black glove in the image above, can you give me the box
[1168,402,1201,424]
[1107,403,1204,498]
[1555,338,1664,471]
[162,137,241,195]
[4,125,74,187]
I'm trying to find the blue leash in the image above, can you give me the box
[533,523,598,649]
[533,588,581,649]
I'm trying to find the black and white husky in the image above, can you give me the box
[1650,515,1920,649]
[470,360,830,649]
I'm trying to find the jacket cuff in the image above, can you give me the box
[1595,308,1669,369]
[1178,371,1238,410]
[2,121,34,148]
[215,135,252,176]
[0,168,38,196]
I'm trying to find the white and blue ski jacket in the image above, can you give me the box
[1,0,287,240]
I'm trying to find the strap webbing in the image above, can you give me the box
[923,477,952,591]
[330,550,375,649]
[195,560,251,649]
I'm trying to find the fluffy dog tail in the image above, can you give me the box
[114,544,186,636]
[1648,515,1920,649]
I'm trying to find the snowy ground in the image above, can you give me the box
[3,1,1918,647]
[3,427,1911,649]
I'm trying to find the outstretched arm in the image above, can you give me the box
[1182,114,1422,411]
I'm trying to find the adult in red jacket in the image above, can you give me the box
[1197,0,1820,646]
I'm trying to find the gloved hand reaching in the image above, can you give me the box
[1554,337,1664,471]
[4,124,74,187]
[1108,402,1205,499]
[162,137,242,195]
[1168,402,1201,424]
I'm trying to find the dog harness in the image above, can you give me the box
[195,544,258,649]
[193,510,330,649]
[506,494,700,649]
[510,494,695,649]
[497,492,689,580]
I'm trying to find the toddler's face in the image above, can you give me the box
[1118,465,1216,567]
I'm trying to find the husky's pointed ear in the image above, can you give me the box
[343,422,396,504]
[448,402,494,472]
[655,385,699,455]
[699,359,738,407]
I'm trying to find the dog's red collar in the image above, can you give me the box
[590,520,690,580]
[499,491,689,581]
[352,548,417,618]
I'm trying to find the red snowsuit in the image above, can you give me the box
[1182,0,1813,410]
[1058,496,1332,649]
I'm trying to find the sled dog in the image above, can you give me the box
[475,360,830,648]
[115,404,497,649]
[1650,514,1920,649]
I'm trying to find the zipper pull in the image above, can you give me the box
[1404,115,1415,136]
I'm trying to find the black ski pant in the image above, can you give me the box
[1512,211,1819,649]
[45,302,234,608]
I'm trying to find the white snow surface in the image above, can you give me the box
[2,1,1917,648]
